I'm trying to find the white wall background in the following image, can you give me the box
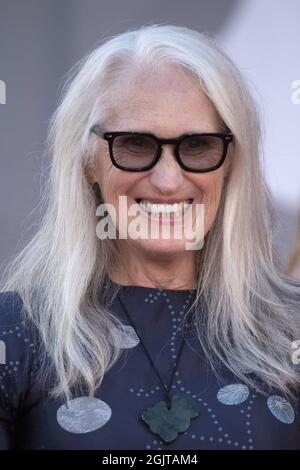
[218,0,300,265]
[219,0,300,208]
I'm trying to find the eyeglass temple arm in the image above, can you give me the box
[90,125,105,138]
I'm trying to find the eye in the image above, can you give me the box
[115,135,156,155]
[187,136,206,148]
[124,136,149,147]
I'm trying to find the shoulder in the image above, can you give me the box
[0,291,43,414]
[0,290,26,326]
[0,291,41,441]
[0,290,38,371]
[0,291,32,350]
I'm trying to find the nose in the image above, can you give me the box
[148,144,185,193]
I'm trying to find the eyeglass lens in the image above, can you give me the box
[112,134,225,170]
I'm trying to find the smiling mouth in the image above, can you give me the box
[135,198,193,216]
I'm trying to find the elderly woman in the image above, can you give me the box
[0,24,300,451]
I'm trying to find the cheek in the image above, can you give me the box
[192,172,224,201]
[96,156,122,202]
[93,144,134,203]
[100,171,118,201]
[205,178,223,205]
[99,164,140,204]
[191,173,225,229]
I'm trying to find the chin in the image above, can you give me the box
[134,238,192,256]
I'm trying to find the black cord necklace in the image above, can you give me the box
[117,292,199,444]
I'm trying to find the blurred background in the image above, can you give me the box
[0,0,299,277]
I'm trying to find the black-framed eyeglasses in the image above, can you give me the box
[90,125,234,173]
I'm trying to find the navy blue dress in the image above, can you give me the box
[0,283,299,450]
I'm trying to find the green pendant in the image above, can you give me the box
[141,393,199,444]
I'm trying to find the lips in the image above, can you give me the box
[135,198,193,204]
[135,198,193,218]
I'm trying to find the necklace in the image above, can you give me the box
[117,292,199,444]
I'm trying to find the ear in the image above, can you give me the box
[84,164,96,185]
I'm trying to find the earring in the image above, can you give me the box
[91,181,102,204]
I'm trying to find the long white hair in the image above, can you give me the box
[1,24,300,401]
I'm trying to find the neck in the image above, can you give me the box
[109,242,198,290]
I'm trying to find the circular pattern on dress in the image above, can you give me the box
[57,397,112,433]
[108,324,140,348]
[267,395,295,424]
[217,384,250,405]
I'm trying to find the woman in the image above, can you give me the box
[0,24,300,450]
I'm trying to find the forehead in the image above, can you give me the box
[103,63,221,135]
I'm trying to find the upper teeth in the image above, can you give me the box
[138,200,191,215]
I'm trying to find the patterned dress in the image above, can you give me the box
[0,283,299,450]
